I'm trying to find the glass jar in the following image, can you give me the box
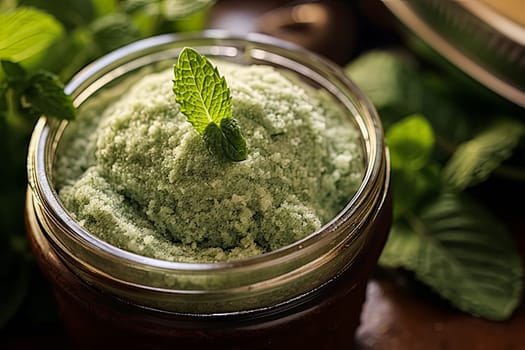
[25,30,391,350]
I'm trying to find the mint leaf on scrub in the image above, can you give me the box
[173,47,247,161]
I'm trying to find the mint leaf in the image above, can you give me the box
[123,0,215,20]
[390,164,440,221]
[386,114,440,219]
[344,51,476,145]
[203,117,247,161]
[22,0,97,29]
[174,47,231,132]
[443,118,524,190]
[161,0,215,20]
[1,60,75,123]
[90,13,141,55]
[0,7,63,65]
[380,192,523,321]
[1,60,27,80]
[25,71,76,120]
[173,47,247,161]
[344,51,424,126]
[386,114,435,171]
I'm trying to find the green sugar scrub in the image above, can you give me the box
[53,60,365,263]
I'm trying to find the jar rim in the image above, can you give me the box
[29,29,387,275]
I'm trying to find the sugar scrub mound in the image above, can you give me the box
[54,62,364,262]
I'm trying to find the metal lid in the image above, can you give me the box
[383,0,525,108]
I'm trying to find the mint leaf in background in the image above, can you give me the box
[0,8,63,66]
[1,60,27,81]
[344,50,423,127]
[443,118,524,191]
[380,192,523,321]
[1,60,76,125]
[123,0,215,37]
[25,71,76,121]
[124,0,215,20]
[20,0,97,29]
[386,114,440,220]
[1,60,33,131]
[91,0,119,17]
[352,53,525,321]
[161,0,215,19]
[345,50,476,147]
[90,13,142,55]
[173,47,247,161]
[389,164,441,221]
[386,114,435,171]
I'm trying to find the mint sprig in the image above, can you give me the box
[379,192,523,321]
[173,47,247,161]
[1,60,75,130]
[345,51,525,321]
[381,114,523,321]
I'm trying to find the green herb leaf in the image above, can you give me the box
[174,47,231,133]
[379,192,523,321]
[0,7,63,65]
[173,47,247,161]
[89,13,141,55]
[1,60,75,124]
[203,117,247,161]
[344,51,476,145]
[160,0,215,20]
[443,118,525,190]
[25,71,76,120]
[390,164,440,221]
[344,51,424,126]
[19,0,96,29]
[386,114,440,220]
[1,60,27,81]
[386,114,435,171]
[123,0,215,20]
[2,60,32,131]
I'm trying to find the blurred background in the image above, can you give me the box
[1,1,524,349]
